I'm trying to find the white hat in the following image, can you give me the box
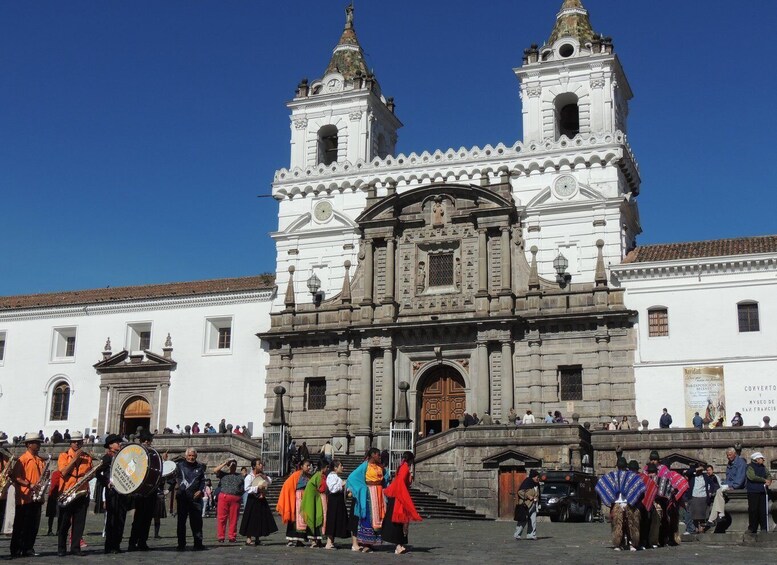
[24,432,42,443]
[69,431,84,441]
[750,452,765,461]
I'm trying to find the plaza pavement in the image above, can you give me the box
[1,512,775,564]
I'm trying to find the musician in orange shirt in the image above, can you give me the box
[10,432,46,557]
[56,432,93,556]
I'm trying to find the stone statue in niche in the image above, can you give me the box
[417,261,426,293]
[432,199,445,226]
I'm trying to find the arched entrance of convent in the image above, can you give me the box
[121,396,152,436]
[417,366,466,436]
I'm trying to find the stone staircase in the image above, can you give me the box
[264,453,489,521]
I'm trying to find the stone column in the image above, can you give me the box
[356,348,373,451]
[477,229,488,295]
[596,330,612,421]
[383,237,395,302]
[335,344,350,436]
[528,333,542,406]
[382,347,394,431]
[501,340,514,416]
[362,239,374,305]
[97,386,109,434]
[500,227,511,292]
[158,382,170,432]
[477,340,490,415]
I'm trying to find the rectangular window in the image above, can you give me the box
[738,303,760,332]
[306,378,327,410]
[428,253,454,287]
[0,332,6,362]
[126,322,153,352]
[558,365,583,401]
[52,327,77,360]
[648,308,669,337]
[138,331,151,351]
[205,316,233,354]
[218,327,231,349]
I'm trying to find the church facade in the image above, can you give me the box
[262,2,642,450]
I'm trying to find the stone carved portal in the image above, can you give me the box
[418,367,466,435]
[121,396,151,436]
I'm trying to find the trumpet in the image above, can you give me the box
[31,455,52,503]
[58,462,104,507]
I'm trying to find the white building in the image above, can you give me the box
[0,276,274,438]
[611,236,777,427]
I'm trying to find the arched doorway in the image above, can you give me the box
[121,396,151,436]
[418,367,466,435]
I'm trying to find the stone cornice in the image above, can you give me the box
[272,131,639,200]
[611,253,777,282]
[0,290,275,323]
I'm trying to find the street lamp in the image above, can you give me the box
[307,271,322,305]
[553,252,571,288]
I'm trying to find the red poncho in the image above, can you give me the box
[384,462,422,523]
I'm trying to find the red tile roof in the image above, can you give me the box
[623,235,777,264]
[0,274,276,311]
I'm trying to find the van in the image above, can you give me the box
[538,470,598,522]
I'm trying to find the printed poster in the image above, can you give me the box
[683,366,726,427]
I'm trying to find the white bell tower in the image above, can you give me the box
[287,5,402,170]
[515,0,632,144]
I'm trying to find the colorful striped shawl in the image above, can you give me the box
[639,473,658,510]
[595,469,646,507]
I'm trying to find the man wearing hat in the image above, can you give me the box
[595,457,646,551]
[128,430,156,551]
[9,432,46,557]
[57,431,92,556]
[96,434,127,554]
[513,469,540,540]
[745,452,773,533]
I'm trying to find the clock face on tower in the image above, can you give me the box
[554,175,577,198]
[313,200,333,222]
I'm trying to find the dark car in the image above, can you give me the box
[538,470,598,522]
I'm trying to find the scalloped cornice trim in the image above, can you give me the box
[0,290,275,322]
[272,131,639,199]
[611,254,777,281]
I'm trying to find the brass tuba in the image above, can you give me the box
[58,461,105,507]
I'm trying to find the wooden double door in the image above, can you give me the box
[419,369,466,435]
[498,468,527,520]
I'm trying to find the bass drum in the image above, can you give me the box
[110,443,163,496]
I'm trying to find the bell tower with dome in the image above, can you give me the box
[287,5,402,170]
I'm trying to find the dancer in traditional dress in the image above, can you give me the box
[324,460,350,549]
[240,459,277,545]
[302,460,329,547]
[347,448,385,552]
[381,451,422,554]
[277,459,311,546]
[595,457,646,552]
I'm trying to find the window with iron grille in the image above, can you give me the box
[648,308,669,337]
[306,378,326,410]
[558,366,583,401]
[218,327,232,349]
[428,253,454,287]
[50,381,70,421]
[738,302,760,332]
[65,336,76,357]
[139,331,151,350]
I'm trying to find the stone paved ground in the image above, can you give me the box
[2,513,776,564]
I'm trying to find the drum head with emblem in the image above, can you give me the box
[111,444,150,495]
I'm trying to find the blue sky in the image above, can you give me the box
[1,0,775,296]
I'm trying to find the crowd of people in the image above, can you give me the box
[592,448,773,552]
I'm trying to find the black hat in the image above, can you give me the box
[138,430,154,443]
[627,460,640,472]
[103,434,122,448]
[616,457,628,469]
[649,450,660,461]
[529,469,540,478]
[646,463,658,474]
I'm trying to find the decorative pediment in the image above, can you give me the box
[280,211,358,235]
[357,183,515,225]
[482,449,543,469]
[94,349,177,373]
[658,452,707,470]
[524,183,605,209]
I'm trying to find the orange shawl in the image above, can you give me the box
[276,470,302,523]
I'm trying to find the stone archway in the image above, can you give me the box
[417,366,466,435]
[121,396,151,436]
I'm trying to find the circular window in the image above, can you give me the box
[559,44,574,58]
